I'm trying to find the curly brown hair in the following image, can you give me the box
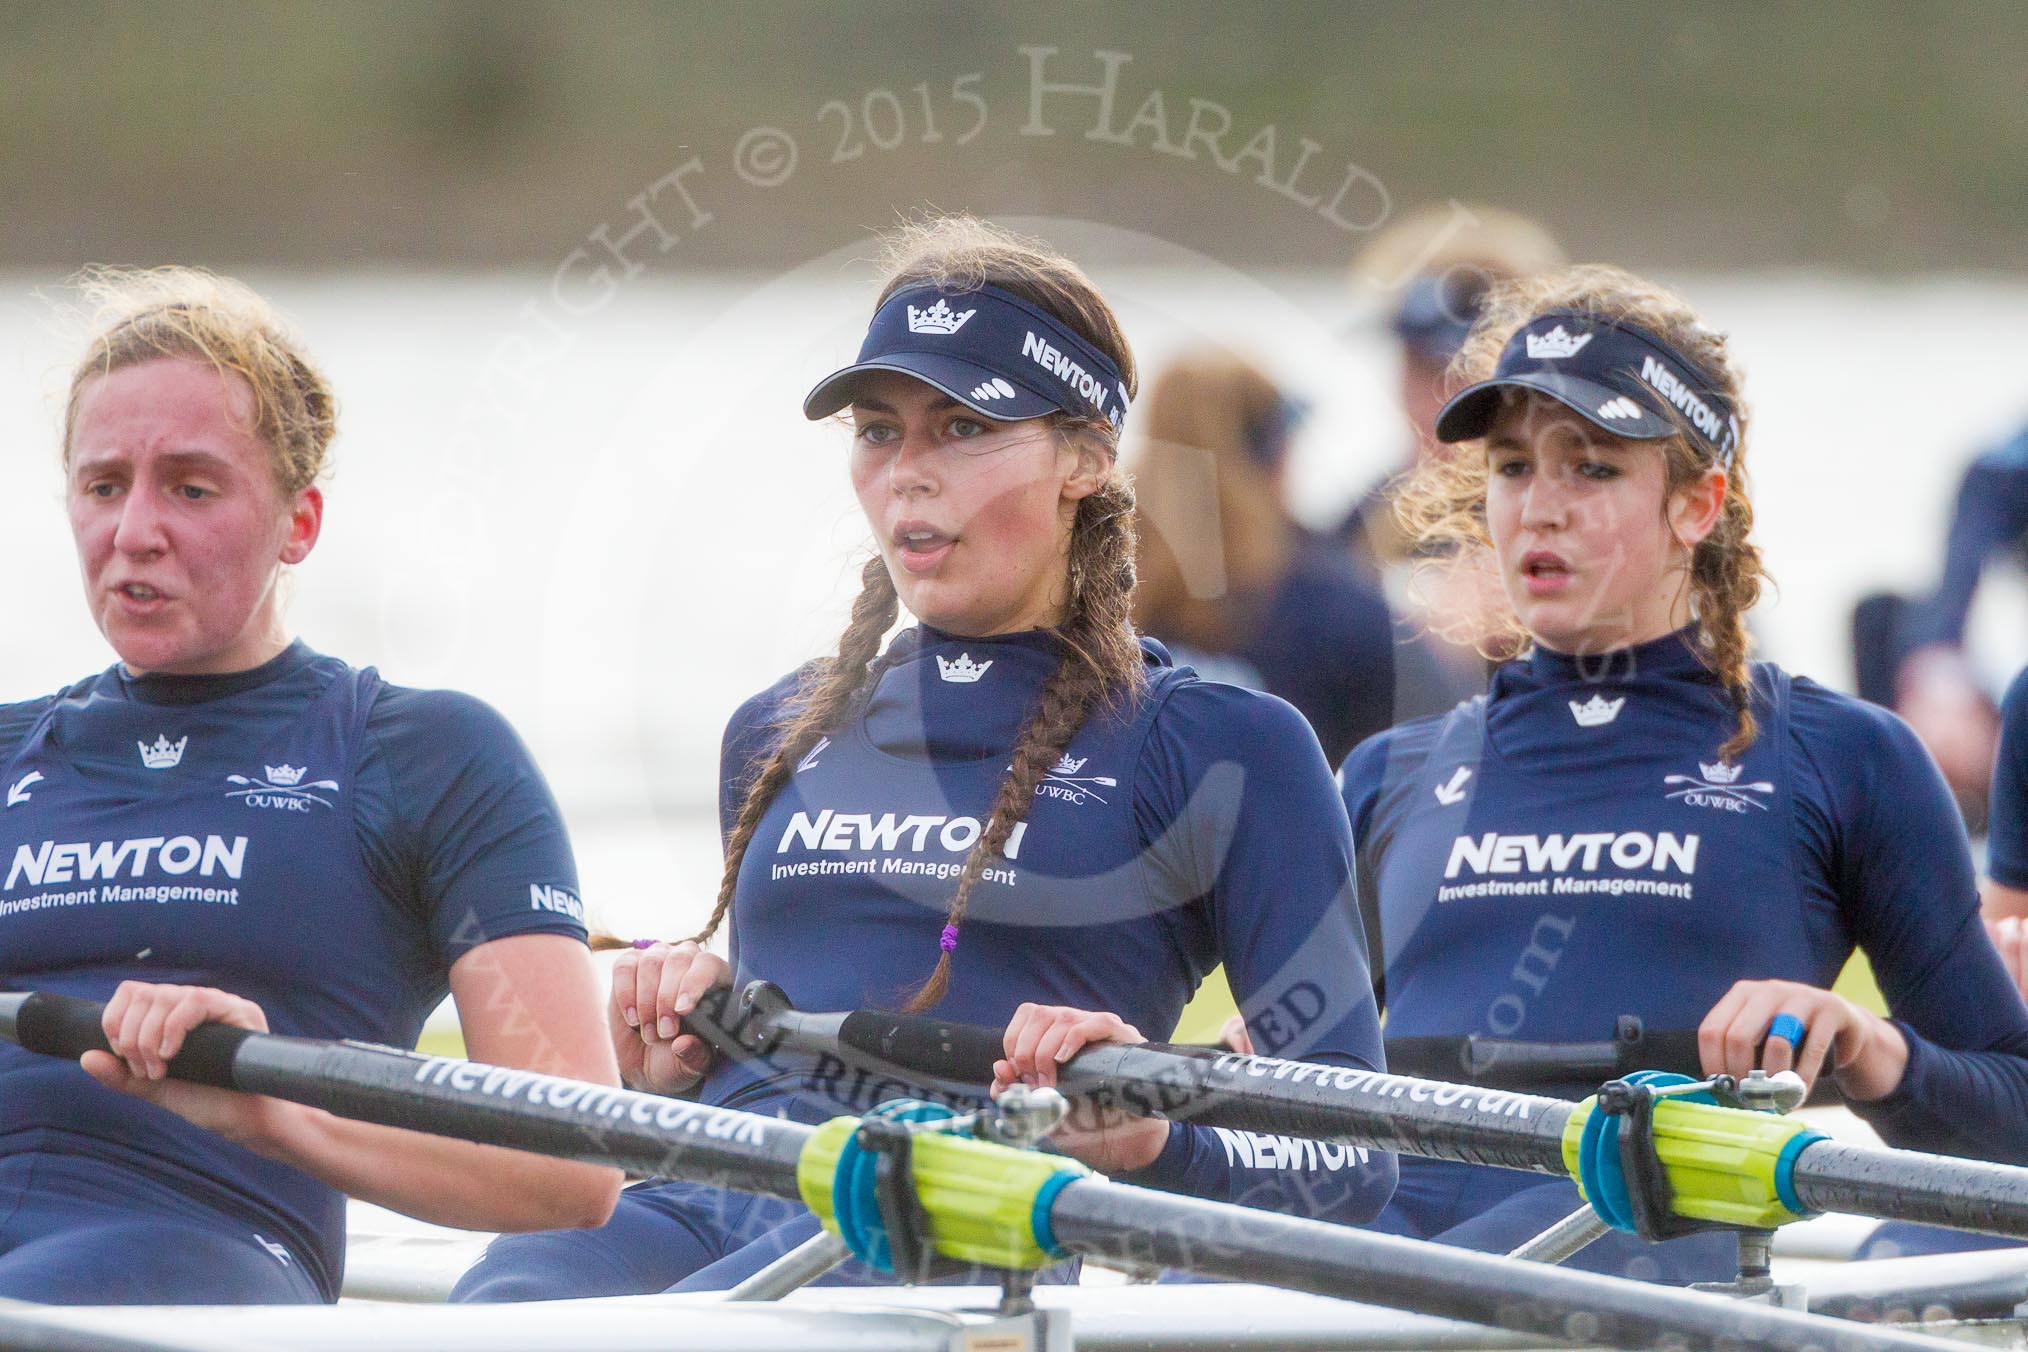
[636,216,1145,1012]
[1393,264,1766,760]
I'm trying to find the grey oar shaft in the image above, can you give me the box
[1048,1179,1960,1352]
[1063,1042,1578,1172]
[0,991,813,1193]
[767,1008,1578,1174]
[0,992,1964,1352]
[761,995,2028,1242]
[1794,1139,2028,1239]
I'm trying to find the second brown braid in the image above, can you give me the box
[902,476,1144,1011]
[1688,476,1763,763]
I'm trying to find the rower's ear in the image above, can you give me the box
[1668,464,1726,549]
[1058,427,1111,504]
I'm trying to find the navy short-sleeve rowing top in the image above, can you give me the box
[0,642,586,1299]
[698,626,1395,1225]
[1341,628,2028,1162]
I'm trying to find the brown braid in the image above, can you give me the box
[686,554,900,949]
[1393,264,1767,761]
[1673,438,1762,761]
[902,474,1144,1010]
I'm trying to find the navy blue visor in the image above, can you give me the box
[804,283,1129,431]
[1435,310,1739,467]
[1391,270,1491,365]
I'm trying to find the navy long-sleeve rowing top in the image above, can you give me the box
[695,625,1394,1224]
[1341,628,2028,1164]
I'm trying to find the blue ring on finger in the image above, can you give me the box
[1767,1012,1807,1050]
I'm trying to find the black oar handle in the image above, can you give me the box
[8,990,251,1088]
[768,996,1692,1092]
[835,1009,1007,1082]
[1386,1027,1703,1084]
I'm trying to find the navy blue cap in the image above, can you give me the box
[1434,310,1739,467]
[804,283,1129,431]
[1391,270,1491,365]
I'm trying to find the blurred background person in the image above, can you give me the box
[1991,664,2028,921]
[1131,348,1394,765]
[1337,205,1566,723]
[1852,421,2028,832]
[1855,658,2028,1260]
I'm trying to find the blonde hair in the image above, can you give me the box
[667,216,1145,1012]
[1130,349,1293,651]
[1395,264,1765,760]
[64,267,336,497]
[1351,203,1566,297]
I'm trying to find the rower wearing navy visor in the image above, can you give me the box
[453,217,1392,1302]
[1337,264,2028,1283]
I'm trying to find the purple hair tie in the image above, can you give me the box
[631,938,660,950]
[939,924,961,954]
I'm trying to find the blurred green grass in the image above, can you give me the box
[3,0,2023,272]
[1168,953,1888,1048]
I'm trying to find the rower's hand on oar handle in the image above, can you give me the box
[992,1003,1169,1173]
[1217,1014,1253,1056]
[1697,978,1909,1102]
[80,981,297,1148]
[611,940,727,1095]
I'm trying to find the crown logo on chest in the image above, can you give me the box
[138,734,188,769]
[936,653,992,684]
[1567,693,1625,727]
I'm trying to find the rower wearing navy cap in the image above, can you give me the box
[0,269,621,1304]
[454,216,1392,1302]
[1337,264,2028,1282]
[1335,206,1566,726]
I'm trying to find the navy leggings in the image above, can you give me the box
[0,1151,323,1304]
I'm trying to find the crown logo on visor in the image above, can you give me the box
[139,734,188,769]
[264,764,306,787]
[1526,325,1593,360]
[1568,694,1625,728]
[907,298,976,336]
[1698,760,1742,785]
[936,653,992,684]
